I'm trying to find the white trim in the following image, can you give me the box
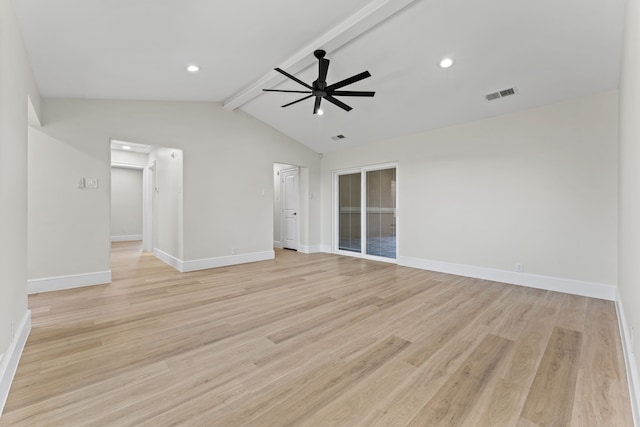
[182,251,274,272]
[111,161,145,170]
[0,310,31,416]
[397,256,616,300]
[615,288,640,426]
[143,161,156,253]
[321,244,332,253]
[298,245,322,254]
[154,249,275,273]
[153,248,183,272]
[273,241,284,249]
[28,271,112,294]
[111,234,142,242]
[335,248,397,264]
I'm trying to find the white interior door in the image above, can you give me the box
[281,168,299,250]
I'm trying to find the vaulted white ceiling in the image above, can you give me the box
[13,0,626,153]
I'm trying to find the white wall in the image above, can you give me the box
[321,91,619,287]
[149,147,183,259]
[0,0,40,413]
[28,99,321,280]
[111,167,143,240]
[28,126,110,279]
[618,0,640,417]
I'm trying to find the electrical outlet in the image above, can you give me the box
[231,248,236,255]
[516,262,524,273]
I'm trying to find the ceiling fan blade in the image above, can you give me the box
[313,97,322,114]
[274,68,313,90]
[281,94,313,108]
[324,95,352,112]
[325,71,371,91]
[330,90,375,97]
[263,89,312,94]
[318,58,330,85]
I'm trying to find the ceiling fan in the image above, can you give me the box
[263,49,375,115]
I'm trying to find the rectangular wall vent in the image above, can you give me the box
[330,134,346,141]
[485,87,518,101]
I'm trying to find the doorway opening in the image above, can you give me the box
[110,140,183,263]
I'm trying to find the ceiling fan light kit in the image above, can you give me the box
[263,49,375,115]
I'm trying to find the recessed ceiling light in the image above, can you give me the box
[186,64,200,73]
[440,58,454,69]
[317,109,324,116]
[122,145,132,150]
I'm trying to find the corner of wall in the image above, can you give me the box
[0,310,31,416]
[616,288,640,426]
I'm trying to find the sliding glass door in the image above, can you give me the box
[335,164,397,261]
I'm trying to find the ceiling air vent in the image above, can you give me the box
[485,87,518,101]
[330,134,346,141]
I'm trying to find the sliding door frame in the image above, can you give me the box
[332,162,399,263]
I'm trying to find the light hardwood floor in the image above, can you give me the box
[1,242,633,426]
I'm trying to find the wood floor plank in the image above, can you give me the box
[520,326,583,426]
[368,322,495,426]
[556,294,588,333]
[0,242,633,426]
[571,298,633,426]
[197,336,411,426]
[497,292,561,389]
[406,334,513,426]
[401,282,507,367]
[299,358,417,427]
[464,378,529,427]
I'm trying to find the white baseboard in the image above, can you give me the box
[154,249,275,273]
[111,234,142,242]
[182,251,274,272]
[0,310,31,416]
[397,256,616,301]
[28,270,112,294]
[321,244,332,254]
[153,249,183,271]
[298,245,322,254]
[615,288,640,426]
[273,241,283,249]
